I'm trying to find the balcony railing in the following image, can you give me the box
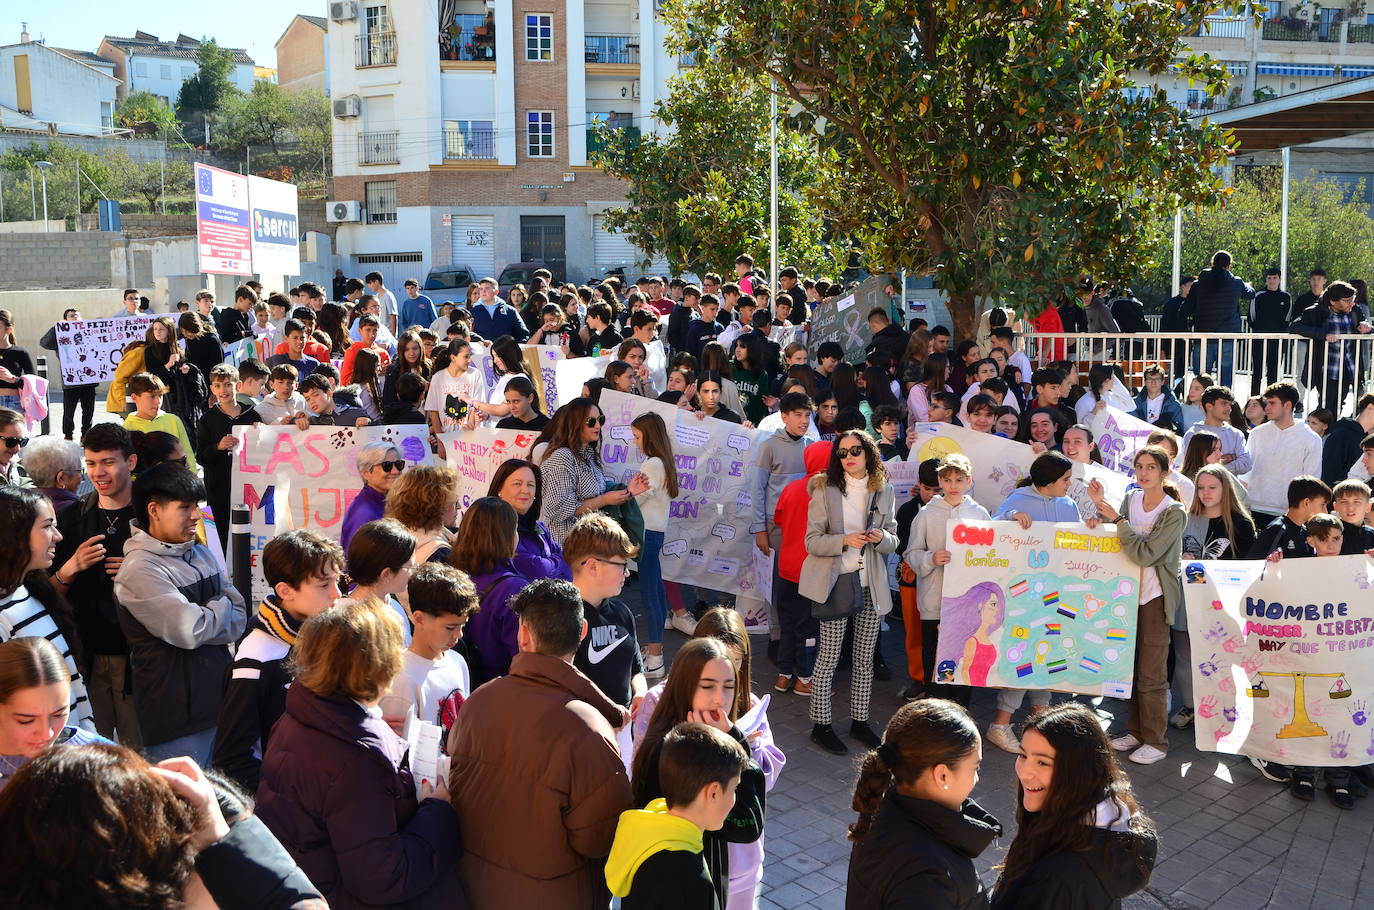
[443,123,496,160]
[355,31,397,67]
[1193,16,1248,39]
[587,125,640,159]
[358,130,400,166]
[441,13,496,62]
[585,34,640,64]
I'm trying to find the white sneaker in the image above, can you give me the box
[986,724,1022,754]
[1128,744,1168,765]
[1109,733,1141,752]
[670,611,698,636]
[643,653,665,680]
[663,615,673,631]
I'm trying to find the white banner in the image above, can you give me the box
[907,422,1032,514]
[555,354,614,407]
[1183,556,1374,767]
[247,173,301,278]
[53,317,151,385]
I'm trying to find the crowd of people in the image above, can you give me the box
[0,249,1370,908]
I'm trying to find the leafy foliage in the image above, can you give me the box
[102,152,194,212]
[116,91,178,138]
[668,0,1246,336]
[593,61,845,279]
[0,142,118,217]
[176,39,239,141]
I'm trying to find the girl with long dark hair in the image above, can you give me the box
[381,329,431,409]
[450,496,530,684]
[907,353,950,422]
[538,398,643,545]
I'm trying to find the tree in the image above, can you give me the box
[669,0,1245,339]
[219,80,295,155]
[103,151,193,213]
[593,61,844,278]
[176,39,239,144]
[0,141,118,218]
[116,91,178,138]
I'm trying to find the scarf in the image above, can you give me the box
[253,596,306,647]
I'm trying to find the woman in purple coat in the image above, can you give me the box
[341,441,405,557]
[256,599,463,910]
[487,458,572,582]
[450,496,531,686]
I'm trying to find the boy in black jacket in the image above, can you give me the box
[607,723,749,909]
[1332,479,1374,555]
[212,530,343,791]
[1247,475,1331,560]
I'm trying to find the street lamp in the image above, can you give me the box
[34,160,54,232]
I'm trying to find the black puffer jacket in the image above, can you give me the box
[846,793,1002,910]
[1183,267,1254,331]
[990,810,1157,910]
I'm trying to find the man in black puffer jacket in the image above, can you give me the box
[1182,250,1256,387]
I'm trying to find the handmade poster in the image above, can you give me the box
[935,519,1142,697]
[222,334,274,368]
[231,424,434,600]
[598,390,772,602]
[907,422,1032,514]
[809,296,873,364]
[1182,556,1374,767]
[1088,405,1158,477]
[530,345,563,409]
[437,426,541,516]
[555,354,614,407]
[54,317,152,385]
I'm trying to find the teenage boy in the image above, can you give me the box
[629,309,668,391]
[426,338,489,435]
[606,722,749,909]
[866,307,909,371]
[813,341,843,391]
[1180,386,1251,476]
[990,326,1032,391]
[927,392,958,424]
[235,358,270,409]
[574,302,623,358]
[383,372,430,426]
[1131,365,1184,434]
[566,513,646,711]
[266,292,291,334]
[385,563,478,746]
[400,278,438,331]
[51,425,140,745]
[1249,266,1292,396]
[471,276,530,343]
[733,254,756,297]
[686,294,724,360]
[1248,475,1330,560]
[114,464,247,763]
[894,458,942,700]
[215,284,256,345]
[773,440,831,695]
[364,270,399,336]
[341,314,393,384]
[717,283,740,329]
[1247,382,1323,526]
[266,319,323,381]
[718,296,755,353]
[295,373,371,428]
[874,406,908,460]
[196,364,260,548]
[929,325,951,354]
[667,284,701,354]
[213,530,343,791]
[1020,367,1073,442]
[274,308,331,362]
[1322,393,1374,487]
[123,373,198,471]
[1331,479,1374,554]
[256,364,307,425]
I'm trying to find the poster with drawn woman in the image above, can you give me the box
[935,519,1142,697]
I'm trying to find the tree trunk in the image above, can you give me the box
[946,289,978,344]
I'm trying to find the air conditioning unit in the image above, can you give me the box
[327,200,362,223]
[330,1,358,22]
[332,95,361,118]
[631,79,641,99]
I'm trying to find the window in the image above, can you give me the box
[1265,1,1282,18]
[526,111,554,157]
[365,4,392,35]
[160,63,171,80]
[134,61,147,78]
[525,14,553,61]
[365,180,398,224]
[100,102,113,130]
[182,66,194,80]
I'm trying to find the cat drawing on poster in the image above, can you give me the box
[935,581,1006,687]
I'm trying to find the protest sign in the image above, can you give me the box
[1183,555,1374,767]
[555,354,614,407]
[529,345,562,409]
[437,426,541,516]
[907,422,1032,514]
[809,296,872,364]
[1088,405,1157,477]
[222,334,274,368]
[231,424,434,600]
[935,519,1142,697]
[54,317,151,385]
[598,390,772,602]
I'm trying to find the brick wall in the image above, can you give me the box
[0,232,124,291]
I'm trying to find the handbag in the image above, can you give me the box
[810,491,879,622]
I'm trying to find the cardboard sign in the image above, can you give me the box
[54,317,151,385]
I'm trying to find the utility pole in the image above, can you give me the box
[160,156,166,215]
[29,167,36,220]
[768,91,779,295]
[74,160,81,225]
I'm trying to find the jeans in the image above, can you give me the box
[62,383,97,440]
[1169,628,1193,711]
[640,530,668,644]
[144,727,216,766]
[776,576,817,678]
[996,688,1051,714]
[1250,339,1283,397]
[1192,339,1235,389]
[86,653,142,749]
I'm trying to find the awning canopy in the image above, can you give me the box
[1198,76,1374,152]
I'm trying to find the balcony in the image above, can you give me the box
[443,122,496,160]
[355,31,397,67]
[1190,16,1248,40]
[358,130,400,166]
[441,12,496,62]
[586,125,640,160]
[585,34,640,65]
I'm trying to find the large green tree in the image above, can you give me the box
[669,0,1246,338]
[593,61,844,278]
[176,39,239,144]
[219,80,295,155]
[116,90,178,138]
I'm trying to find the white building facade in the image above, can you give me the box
[0,38,117,136]
[98,32,256,104]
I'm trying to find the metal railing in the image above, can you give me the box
[585,34,640,64]
[355,31,397,67]
[587,125,640,158]
[442,123,496,160]
[1023,331,1374,410]
[1195,16,1249,39]
[358,130,400,166]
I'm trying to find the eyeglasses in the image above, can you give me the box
[592,558,631,574]
[585,415,606,428]
[1,436,27,449]
[836,445,865,458]
[168,456,188,467]
[376,460,406,473]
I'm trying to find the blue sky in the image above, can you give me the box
[7,2,308,68]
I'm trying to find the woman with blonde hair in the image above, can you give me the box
[384,463,460,564]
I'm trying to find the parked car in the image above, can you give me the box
[497,262,560,296]
[422,266,477,304]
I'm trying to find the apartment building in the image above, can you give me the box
[325,0,677,288]
[97,32,256,104]
[276,15,329,95]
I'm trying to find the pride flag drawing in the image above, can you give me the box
[1106,628,1129,641]
[1045,622,1062,635]
[1010,580,1030,597]
[1043,591,1060,609]
[1016,663,1034,678]
[1056,602,1078,620]
[1080,657,1102,673]
[1047,658,1068,674]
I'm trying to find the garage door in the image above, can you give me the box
[450,215,495,276]
[593,214,640,273]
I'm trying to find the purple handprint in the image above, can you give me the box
[1332,730,1350,760]
[1353,700,1368,726]
[1205,622,1228,643]
[1223,706,1238,723]
[1198,654,1219,677]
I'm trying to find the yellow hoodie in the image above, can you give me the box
[605,798,704,898]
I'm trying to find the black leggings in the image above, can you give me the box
[62,384,97,439]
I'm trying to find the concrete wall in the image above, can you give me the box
[0,232,124,290]
[0,220,67,234]
[0,287,125,351]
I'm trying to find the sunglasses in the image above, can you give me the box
[1,436,27,449]
[376,460,407,473]
[585,415,606,428]
[169,456,188,467]
[836,445,866,459]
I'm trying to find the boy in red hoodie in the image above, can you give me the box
[771,440,832,695]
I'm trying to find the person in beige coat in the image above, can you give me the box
[799,429,898,755]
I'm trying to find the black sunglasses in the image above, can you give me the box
[836,445,866,459]
[1,436,27,448]
[585,415,606,428]
[169,456,188,467]
[377,460,406,473]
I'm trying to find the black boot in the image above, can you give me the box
[810,723,848,754]
[850,720,882,749]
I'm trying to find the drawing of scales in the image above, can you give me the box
[1247,672,1352,738]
